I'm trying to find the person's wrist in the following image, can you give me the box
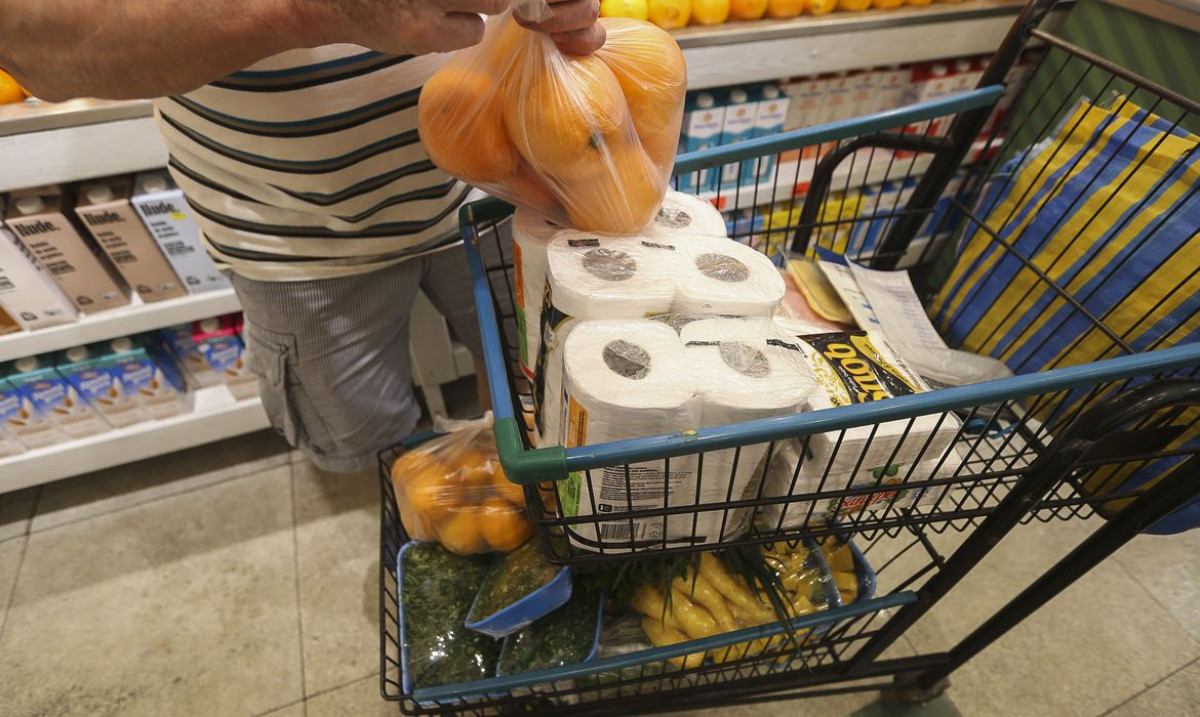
[279,0,342,48]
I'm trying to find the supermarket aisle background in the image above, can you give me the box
[1,380,1199,716]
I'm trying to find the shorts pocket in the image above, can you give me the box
[245,325,335,456]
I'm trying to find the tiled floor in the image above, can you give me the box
[1,429,1198,716]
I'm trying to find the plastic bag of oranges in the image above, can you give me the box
[418,6,687,234]
[391,414,533,555]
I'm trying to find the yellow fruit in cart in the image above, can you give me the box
[601,0,651,19]
[491,464,527,506]
[596,18,687,167]
[729,0,768,20]
[804,0,837,14]
[418,66,520,185]
[690,0,730,24]
[406,467,456,523]
[0,71,27,104]
[647,0,691,29]
[480,498,534,552]
[508,162,561,216]
[563,137,664,233]
[439,511,485,555]
[766,0,803,18]
[504,54,627,179]
[873,0,905,8]
[838,0,872,9]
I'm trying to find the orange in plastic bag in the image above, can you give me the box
[418,10,686,235]
[390,415,533,555]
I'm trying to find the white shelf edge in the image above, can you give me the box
[0,387,269,493]
[0,288,241,362]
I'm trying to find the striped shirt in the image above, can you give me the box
[153,46,471,281]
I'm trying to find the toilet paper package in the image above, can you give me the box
[557,320,701,551]
[512,210,562,381]
[758,440,962,529]
[643,191,728,242]
[678,319,817,540]
[673,236,786,317]
[534,233,676,445]
[786,330,960,476]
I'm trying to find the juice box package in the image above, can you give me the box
[718,87,758,191]
[3,188,130,313]
[0,223,80,330]
[7,358,110,440]
[0,379,29,456]
[194,316,257,400]
[676,92,726,193]
[130,171,230,294]
[55,343,152,429]
[157,323,222,388]
[74,178,187,303]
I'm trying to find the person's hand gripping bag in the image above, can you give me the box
[417,5,687,234]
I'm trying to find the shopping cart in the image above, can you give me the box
[380,0,1200,713]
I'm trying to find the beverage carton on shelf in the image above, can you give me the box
[2,187,129,314]
[74,177,187,304]
[676,92,726,194]
[0,223,78,330]
[193,316,257,400]
[6,355,110,441]
[130,171,230,294]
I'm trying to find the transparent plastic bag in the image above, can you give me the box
[390,414,533,555]
[418,11,686,234]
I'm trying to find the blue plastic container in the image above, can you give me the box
[495,590,605,677]
[465,561,573,638]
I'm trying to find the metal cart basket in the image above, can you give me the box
[380,1,1200,713]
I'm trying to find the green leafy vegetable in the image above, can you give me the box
[498,590,601,674]
[469,539,562,622]
[402,542,499,688]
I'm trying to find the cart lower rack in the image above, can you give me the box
[381,0,1200,713]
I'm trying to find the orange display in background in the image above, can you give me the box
[418,13,686,235]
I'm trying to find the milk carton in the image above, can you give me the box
[848,69,881,118]
[194,317,257,400]
[0,223,78,331]
[3,189,129,313]
[871,65,912,116]
[781,75,830,162]
[741,84,790,186]
[108,338,190,420]
[718,88,759,191]
[0,379,29,456]
[74,178,187,303]
[55,343,152,428]
[676,93,726,194]
[7,356,110,440]
[157,323,221,388]
[130,171,230,294]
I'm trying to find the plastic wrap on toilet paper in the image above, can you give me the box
[673,236,786,317]
[558,320,701,551]
[784,330,960,476]
[679,319,818,541]
[758,441,963,529]
[534,233,678,444]
[513,210,562,380]
[643,191,728,242]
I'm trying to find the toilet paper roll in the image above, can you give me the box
[673,236,786,317]
[787,330,960,475]
[512,210,561,380]
[679,319,817,541]
[534,233,678,444]
[643,191,728,241]
[757,443,962,530]
[558,320,701,551]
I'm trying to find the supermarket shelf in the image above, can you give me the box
[0,99,164,193]
[0,386,269,494]
[677,0,1062,90]
[0,2,1061,192]
[0,288,241,362]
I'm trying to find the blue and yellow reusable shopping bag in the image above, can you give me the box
[931,95,1200,533]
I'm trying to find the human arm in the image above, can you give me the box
[0,0,508,101]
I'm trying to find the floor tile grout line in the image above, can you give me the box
[289,460,310,717]
[22,454,291,538]
[300,670,380,703]
[1096,653,1200,717]
[1110,551,1200,649]
[0,533,31,646]
[250,696,305,717]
